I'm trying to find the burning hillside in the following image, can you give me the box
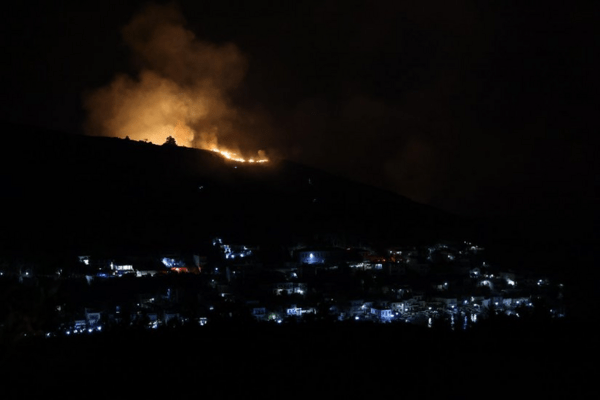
[83,3,268,163]
[209,148,268,163]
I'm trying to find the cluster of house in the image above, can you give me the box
[11,239,564,336]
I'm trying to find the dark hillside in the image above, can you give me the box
[1,322,592,399]
[0,123,468,256]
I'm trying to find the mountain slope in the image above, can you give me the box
[0,123,469,255]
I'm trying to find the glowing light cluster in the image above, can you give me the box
[210,148,268,163]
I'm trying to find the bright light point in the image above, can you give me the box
[309,253,314,259]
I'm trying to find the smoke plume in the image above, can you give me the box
[83,3,261,156]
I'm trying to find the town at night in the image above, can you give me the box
[2,235,567,334]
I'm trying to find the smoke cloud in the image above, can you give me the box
[83,2,262,157]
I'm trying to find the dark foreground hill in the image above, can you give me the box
[0,321,593,399]
[0,123,468,256]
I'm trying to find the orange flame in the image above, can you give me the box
[209,148,268,163]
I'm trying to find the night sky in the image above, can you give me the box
[1,0,597,219]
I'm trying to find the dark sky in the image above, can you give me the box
[1,0,597,218]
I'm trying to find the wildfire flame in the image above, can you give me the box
[138,130,268,163]
[83,4,270,165]
[209,148,268,163]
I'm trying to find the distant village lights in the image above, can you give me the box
[9,238,564,338]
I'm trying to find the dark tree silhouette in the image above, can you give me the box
[163,136,177,146]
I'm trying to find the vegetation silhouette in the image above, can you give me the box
[162,136,177,146]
